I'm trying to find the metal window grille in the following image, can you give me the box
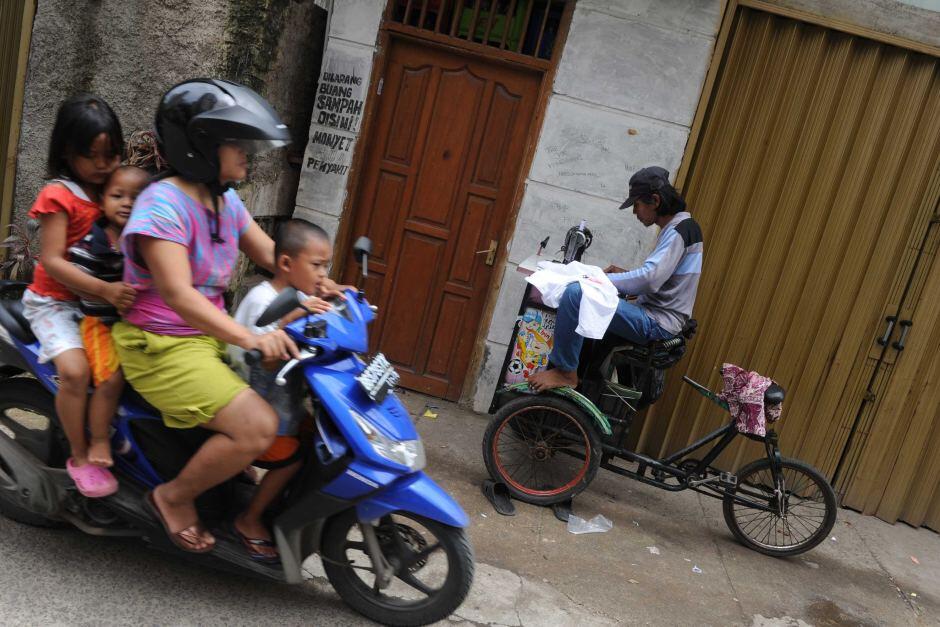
[388,0,567,60]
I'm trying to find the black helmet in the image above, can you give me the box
[155,78,291,185]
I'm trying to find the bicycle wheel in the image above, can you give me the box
[482,395,601,506]
[723,457,836,557]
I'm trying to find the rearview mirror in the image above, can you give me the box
[255,287,302,327]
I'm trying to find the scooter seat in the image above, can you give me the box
[0,296,36,344]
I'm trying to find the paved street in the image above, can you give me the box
[1,391,938,626]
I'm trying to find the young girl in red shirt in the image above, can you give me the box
[21,94,137,498]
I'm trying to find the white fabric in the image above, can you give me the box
[21,289,84,362]
[52,178,91,202]
[526,261,619,339]
[228,281,280,378]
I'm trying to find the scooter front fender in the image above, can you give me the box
[356,472,468,528]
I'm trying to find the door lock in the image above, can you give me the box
[475,239,498,266]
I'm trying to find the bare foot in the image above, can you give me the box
[528,368,578,393]
[87,437,113,468]
[233,514,278,561]
[152,484,216,550]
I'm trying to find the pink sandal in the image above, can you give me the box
[66,458,118,498]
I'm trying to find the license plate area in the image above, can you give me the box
[356,353,399,402]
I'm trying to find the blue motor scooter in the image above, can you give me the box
[0,238,473,626]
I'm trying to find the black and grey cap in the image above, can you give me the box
[619,166,670,209]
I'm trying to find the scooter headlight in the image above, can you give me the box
[350,411,426,471]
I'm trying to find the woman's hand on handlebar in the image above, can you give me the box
[241,329,299,362]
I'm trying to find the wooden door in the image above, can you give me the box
[633,6,940,511]
[343,37,540,400]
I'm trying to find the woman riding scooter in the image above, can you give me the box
[111,78,344,553]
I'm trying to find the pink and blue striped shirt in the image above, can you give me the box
[121,181,251,336]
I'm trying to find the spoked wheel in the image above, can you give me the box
[483,395,601,506]
[0,378,68,527]
[723,457,836,557]
[321,511,474,626]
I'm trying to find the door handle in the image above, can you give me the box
[877,316,897,346]
[475,239,498,266]
[892,320,912,351]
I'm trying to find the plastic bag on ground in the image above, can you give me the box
[566,513,613,534]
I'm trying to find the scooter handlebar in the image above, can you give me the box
[244,349,263,366]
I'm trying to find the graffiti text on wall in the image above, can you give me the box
[315,72,365,132]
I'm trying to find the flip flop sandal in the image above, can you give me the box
[66,458,118,498]
[481,480,516,516]
[552,498,573,523]
[229,521,280,565]
[144,491,215,554]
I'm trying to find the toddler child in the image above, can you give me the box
[69,164,150,468]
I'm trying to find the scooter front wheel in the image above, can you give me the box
[321,510,474,626]
[482,395,602,506]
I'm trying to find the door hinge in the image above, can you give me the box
[377,78,384,95]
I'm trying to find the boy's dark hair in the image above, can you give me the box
[106,164,151,189]
[47,94,124,180]
[274,219,329,259]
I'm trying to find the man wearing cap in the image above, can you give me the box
[529,166,703,392]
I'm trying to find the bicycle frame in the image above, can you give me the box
[585,376,783,513]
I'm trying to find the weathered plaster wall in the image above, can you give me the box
[231,1,328,218]
[469,0,722,411]
[293,0,384,237]
[13,0,326,225]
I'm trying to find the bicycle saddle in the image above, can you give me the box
[764,383,785,406]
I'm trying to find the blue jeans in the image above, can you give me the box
[548,283,673,372]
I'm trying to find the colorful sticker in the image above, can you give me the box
[503,307,556,385]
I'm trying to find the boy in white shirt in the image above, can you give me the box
[229,219,346,562]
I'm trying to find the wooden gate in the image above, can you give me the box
[342,36,541,400]
[1,0,34,234]
[636,5,940,528]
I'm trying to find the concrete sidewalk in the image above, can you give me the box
[392,391,939,626]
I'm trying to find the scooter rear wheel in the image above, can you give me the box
[0,378,68,527]
[483,395,601,506]
[322,510,474,626]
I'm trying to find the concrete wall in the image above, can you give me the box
[13,0,326,226]
[469,0,722,410]
[293,0,384,238]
